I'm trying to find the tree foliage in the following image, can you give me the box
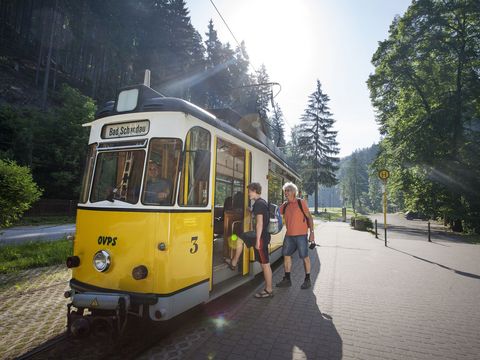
[0,84,95,199]
[368,0,480,232]
[0,159,42,228]
[0,0,269,115]
[338,145,381,213]
[270,102,286,149]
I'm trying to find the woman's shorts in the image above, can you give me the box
[282,234,309,258]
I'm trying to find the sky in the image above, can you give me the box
[186,0,412,157]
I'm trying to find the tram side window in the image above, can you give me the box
[268,161,284,206]
[214,140,245,209]
[268,171,283,206]
[142,139,182,206]
[179,127,211,207]
[268,160,297,205]
[79,143,97,203]
[90,150,145,204]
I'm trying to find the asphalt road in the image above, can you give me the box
[0,224,76,246]
[369,213,466,243]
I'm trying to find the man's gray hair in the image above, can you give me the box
[282,182,298,195]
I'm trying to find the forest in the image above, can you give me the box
[0,0,286,198]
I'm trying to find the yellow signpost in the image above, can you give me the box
[378,169,389,246]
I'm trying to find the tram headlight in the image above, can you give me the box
[93,250,111,272]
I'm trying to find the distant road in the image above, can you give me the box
[0,224,76,246]
[369,213,466,243]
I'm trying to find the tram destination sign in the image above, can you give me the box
[102,120,150,139]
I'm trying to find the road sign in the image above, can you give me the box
[378,169,390,181]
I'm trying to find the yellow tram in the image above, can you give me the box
[65,82,299,335]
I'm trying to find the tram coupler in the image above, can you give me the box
[67,292,130,339]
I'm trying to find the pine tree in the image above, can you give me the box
[270,102,286,149]
[298,80,339,214]
[255,64,272,138]
[229,41,256,115]
[204,19,235,108]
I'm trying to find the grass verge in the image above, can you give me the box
[464,234,480,244]
[13,216,76,226]
[0,239,72,274]
[311,207,357,221]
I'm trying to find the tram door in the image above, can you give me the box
[212,139,249,278]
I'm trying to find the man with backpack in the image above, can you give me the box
[225,182,273,298]
[276,182,315,289]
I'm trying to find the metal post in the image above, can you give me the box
[375,219,378,238]
[383,190,387,246]
[428,221,431,242]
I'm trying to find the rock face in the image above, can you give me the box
[0,58,45,107]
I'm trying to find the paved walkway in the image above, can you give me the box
[0,224,75,245]
[2,220,479,359]
[169,221,480,360]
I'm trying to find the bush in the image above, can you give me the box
[0,159,42,228]
[351,215,373,231]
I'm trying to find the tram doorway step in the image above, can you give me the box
[208,274,250,303]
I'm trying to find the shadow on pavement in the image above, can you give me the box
[187,247,343,359]
[258,247,342,359]
[389,247,480,280]
[319,245,370,251]
[292,248,343,359]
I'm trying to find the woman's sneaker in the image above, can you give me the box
[276,276,292,287]
[301,278,311,289]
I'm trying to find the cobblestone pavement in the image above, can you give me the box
[146,220,480,360]
[0,265,71,359]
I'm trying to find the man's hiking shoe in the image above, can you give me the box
[276,277,292,287]
[301,278,311,289]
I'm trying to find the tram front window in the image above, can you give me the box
[90,151,145,204]
[142,138,182,206]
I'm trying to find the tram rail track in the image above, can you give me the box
[16,334,69,360]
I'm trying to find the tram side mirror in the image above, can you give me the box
[194,150,210,182]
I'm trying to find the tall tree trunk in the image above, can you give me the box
[453,36,466,159]
[35,0,47,87]
[0,0,7,45]
[52,51,57,91]
[41,0,58,110]
[314,121,319,214]
[91,53,98,98]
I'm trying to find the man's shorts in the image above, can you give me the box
[239,231,270,264]
[282,234,309,259]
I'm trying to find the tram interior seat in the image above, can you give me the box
[213,197,233,237]
[213,196,245,267]
[222,210,243,259]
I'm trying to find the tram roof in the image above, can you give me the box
[95,85,300,179]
